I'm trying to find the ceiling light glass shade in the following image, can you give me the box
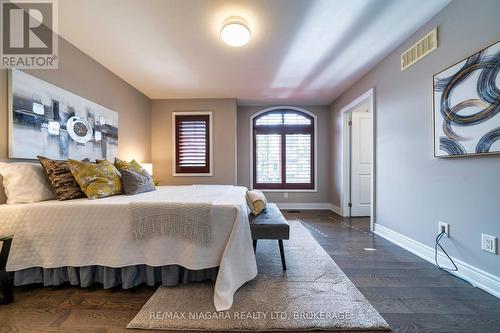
[220,17,251,47]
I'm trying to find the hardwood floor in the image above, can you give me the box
[283,210,500,333]
[1,210,499,332]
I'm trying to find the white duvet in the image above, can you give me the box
[0,185,257,311]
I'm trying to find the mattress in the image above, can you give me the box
[0,185,257,311]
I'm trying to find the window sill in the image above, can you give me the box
[252,188,318,193]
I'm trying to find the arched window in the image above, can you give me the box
[252,109,315,190]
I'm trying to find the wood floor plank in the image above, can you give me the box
[349,276,474,288]
[0,307,70,327]
[365,298,412,314]
[340,267,447,278]
[60,309,138,328]
[357,286,497,301]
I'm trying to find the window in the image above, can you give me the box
[253,109,315,190]
[173,112,212,175]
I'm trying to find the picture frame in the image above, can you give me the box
[432,40,500,158]
[8,69,119,161]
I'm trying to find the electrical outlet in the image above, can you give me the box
[284,192,288,199]
[481,234,497,254]
[438,221,449,237]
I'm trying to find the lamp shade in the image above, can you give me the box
[140,163,153,176]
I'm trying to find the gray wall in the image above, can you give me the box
[238,105,331,204]
[330,0,500,276]
[0,37,152,163]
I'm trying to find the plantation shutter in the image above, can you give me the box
[175,114,210,174]
[285,134,311,183]
[255,134,282,184]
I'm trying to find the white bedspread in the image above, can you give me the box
[0,185,257,311]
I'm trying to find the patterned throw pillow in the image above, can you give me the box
[68,159,123,199]
[114,157,143,173]
[38,156,88,201]
[119,168,156,195]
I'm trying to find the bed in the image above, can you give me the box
[0,185,257,311]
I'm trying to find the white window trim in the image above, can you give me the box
[172,111,213,177]
[249,106,318,192]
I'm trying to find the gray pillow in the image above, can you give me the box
[119,168,155,195]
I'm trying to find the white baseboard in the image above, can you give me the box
[374,224,500,299]
[329,204,343,216]
[275,202,332,210]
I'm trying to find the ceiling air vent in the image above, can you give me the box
[401,27,438,71]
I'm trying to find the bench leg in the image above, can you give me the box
[278,240,287,271]
[253,240,257,253]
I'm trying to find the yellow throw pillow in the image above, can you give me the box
[114,157,143,173]
[68,159,123,199]
[246,190,267,215]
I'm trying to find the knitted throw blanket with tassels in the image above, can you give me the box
[129,202,213,245]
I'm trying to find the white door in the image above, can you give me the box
[350,107,372,216]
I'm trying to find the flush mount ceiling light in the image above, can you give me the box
[220,16,251,47]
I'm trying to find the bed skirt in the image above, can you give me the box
[13,265,218,289]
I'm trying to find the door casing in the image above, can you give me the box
[340,88,375,231]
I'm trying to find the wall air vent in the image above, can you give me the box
[401,27,438,71]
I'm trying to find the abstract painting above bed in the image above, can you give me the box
[8,69,118,161]
[433,40,500,157]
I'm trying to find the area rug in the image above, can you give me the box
[127,221,390,331]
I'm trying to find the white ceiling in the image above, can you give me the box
[58,0,450,105]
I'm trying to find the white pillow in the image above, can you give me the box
[0,162,57,204]
[246,190,267,215]
[0,162,8,204]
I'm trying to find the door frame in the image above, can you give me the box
[340,88,375,231]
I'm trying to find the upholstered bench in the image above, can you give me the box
[249,203,290,271]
